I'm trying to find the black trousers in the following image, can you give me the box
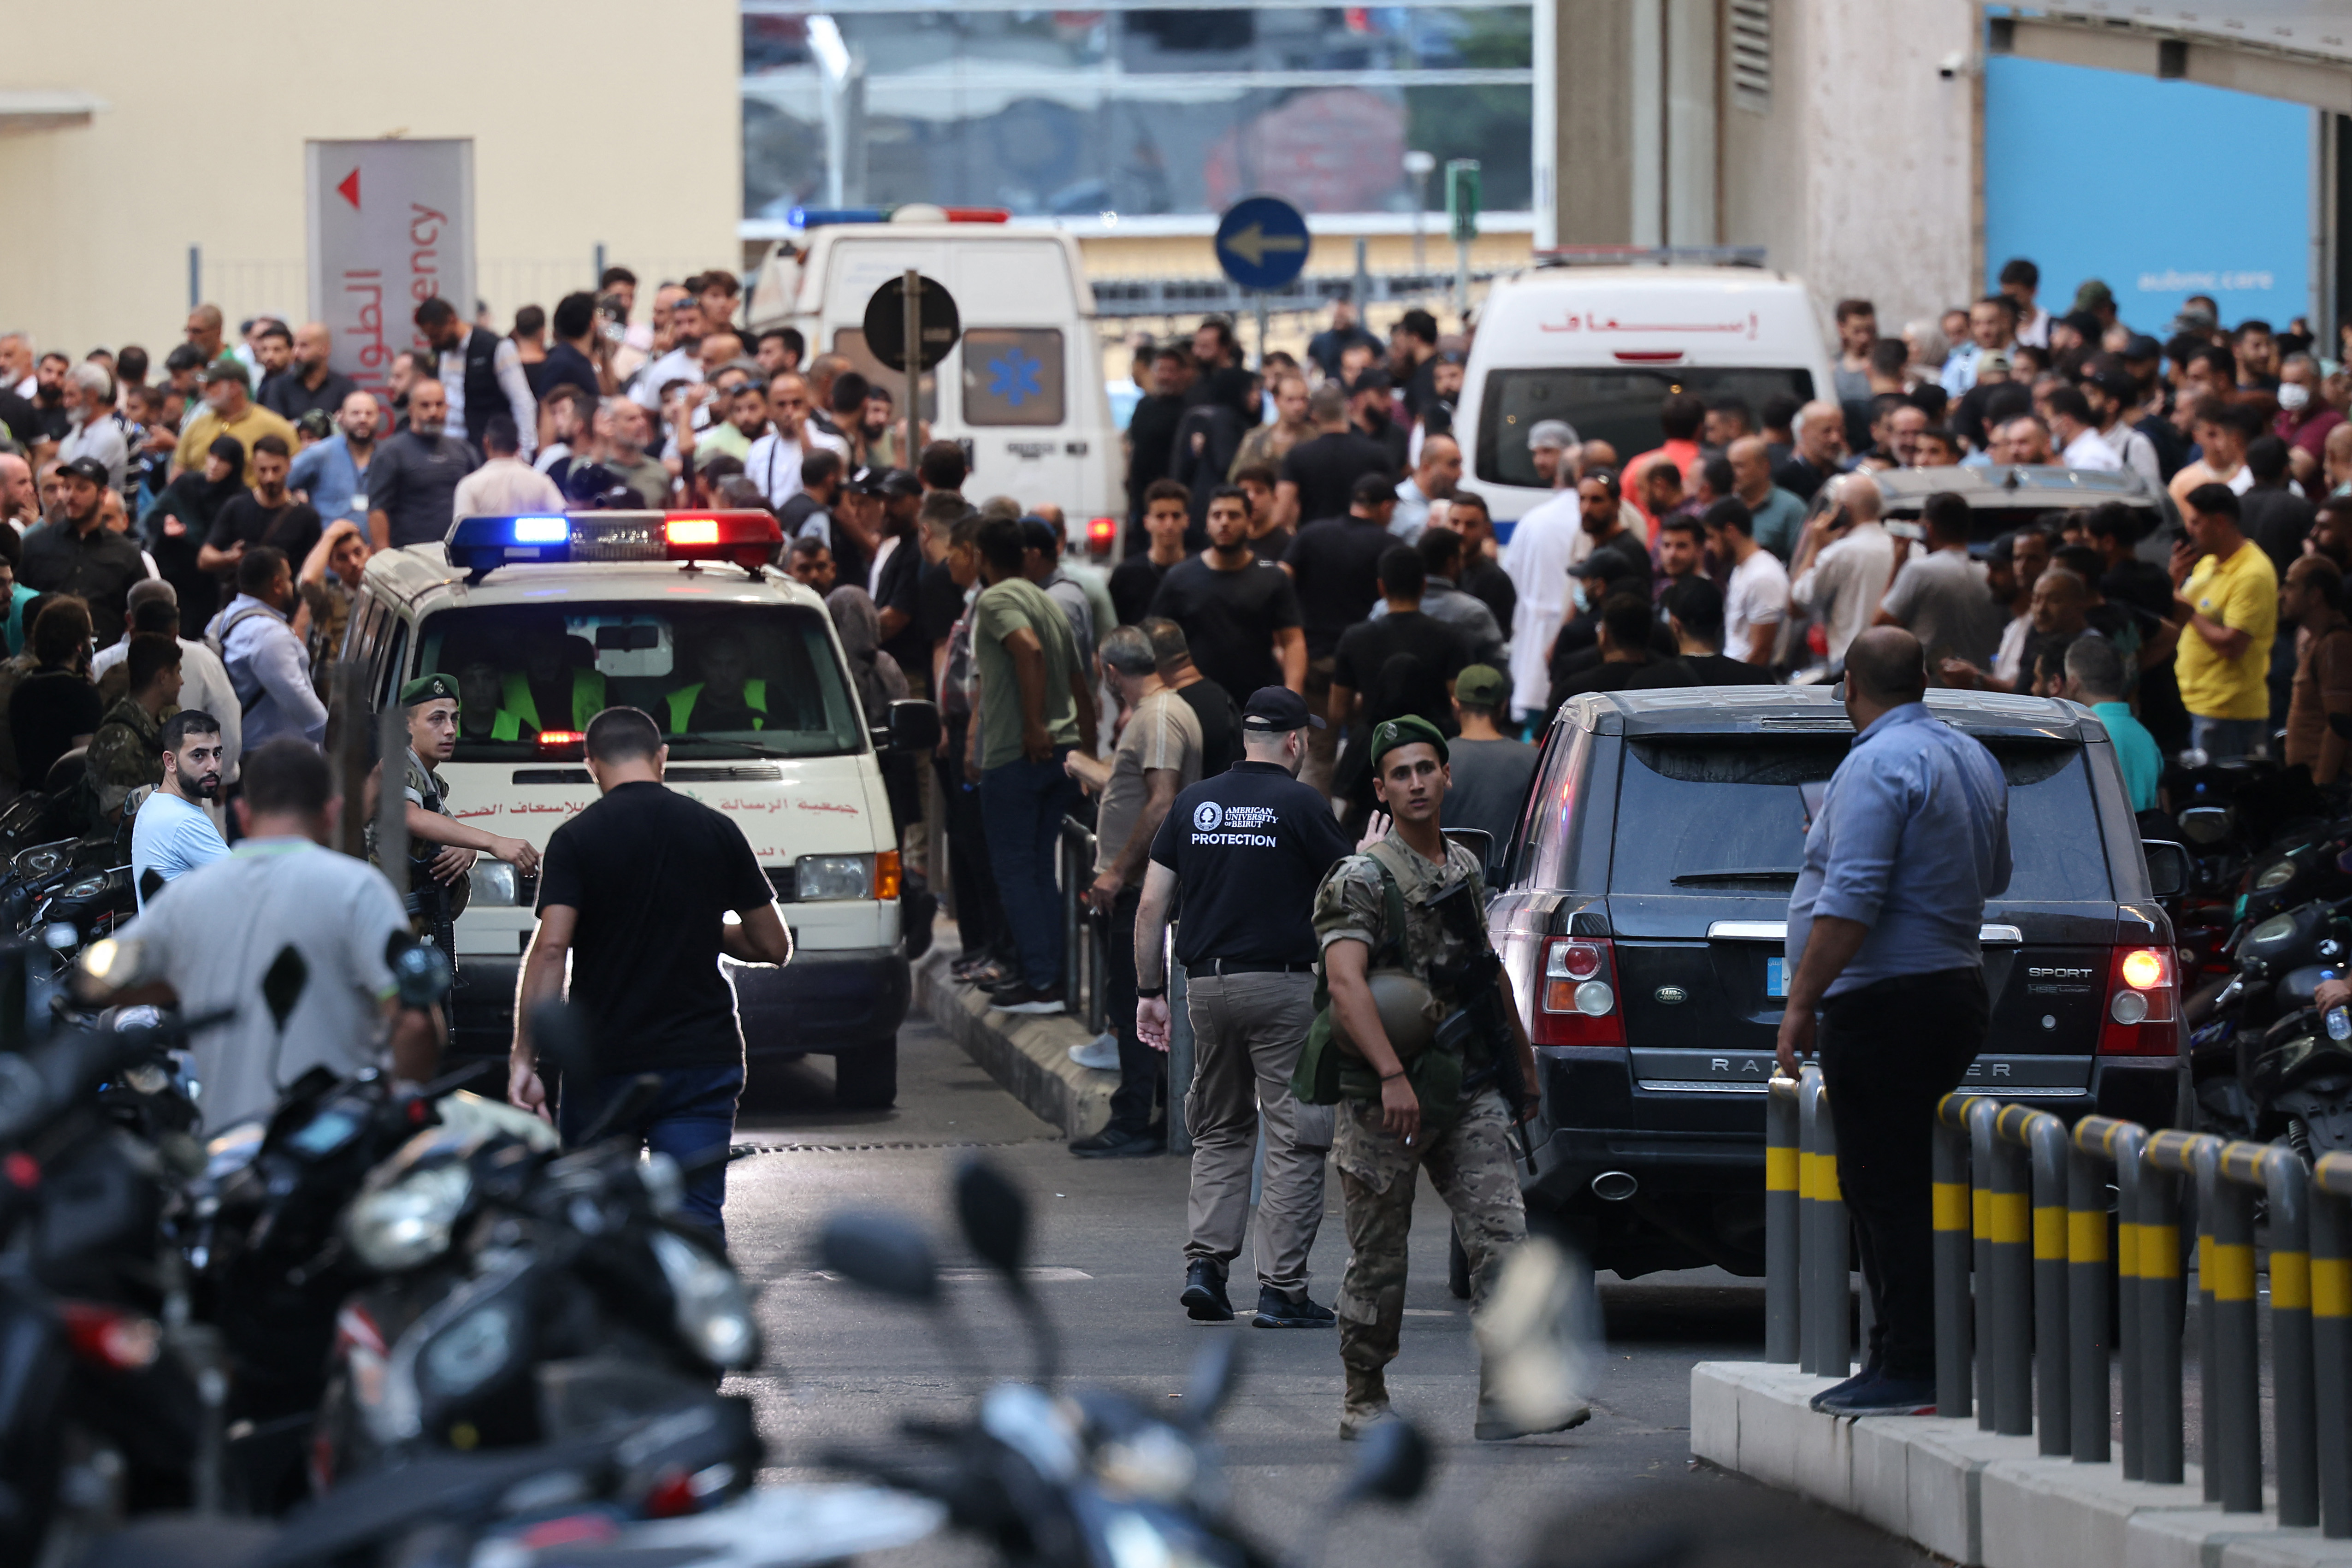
[936,718,1012,963]
[1102,885,1164,1136]
[1817,965,1989,1382]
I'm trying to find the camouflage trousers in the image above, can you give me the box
[1333,1087,1526,1381]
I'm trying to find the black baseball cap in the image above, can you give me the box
[2122,334,2164,362]
[58,456,110,487]
[1241,686,1325,731]
[876,467,924,499]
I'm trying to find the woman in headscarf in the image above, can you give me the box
[826,583,906,726]
[145,433,246,636]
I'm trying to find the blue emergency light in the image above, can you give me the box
[445,511,784,581]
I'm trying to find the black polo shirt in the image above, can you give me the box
[536,780,776,1074]
[18,520,150,647]
[1149,760,1353,968]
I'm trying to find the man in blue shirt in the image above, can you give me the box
[130,709,230,908]
[2063,637,2162,812]
[286,388,380,533]
[1779,628,2011,1417]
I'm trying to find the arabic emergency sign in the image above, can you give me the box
[1215,196,1311,291]
[305,139,477,394]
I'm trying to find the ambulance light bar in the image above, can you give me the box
[445,512,784,580]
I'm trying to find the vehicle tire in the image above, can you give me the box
[1448,1225,1472,1300]
[833,1039,898,1109]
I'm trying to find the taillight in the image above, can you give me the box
[2099,944,2177,1055]
[57,1301,162,1371]
[1086,516,1118,555]
[1531,937,1625,1047]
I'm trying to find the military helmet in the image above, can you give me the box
[1340,969,1442,1061]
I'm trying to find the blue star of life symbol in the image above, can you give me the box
[988,346,1043,408]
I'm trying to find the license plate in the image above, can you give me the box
[1766,958,1789,999]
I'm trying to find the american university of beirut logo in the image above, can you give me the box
[1194,800,1223,832]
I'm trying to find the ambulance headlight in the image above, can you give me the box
[795,854,872,901]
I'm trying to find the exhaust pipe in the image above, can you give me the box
[1590,1170,1639,1202]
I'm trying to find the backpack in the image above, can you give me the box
[206,603,280,714]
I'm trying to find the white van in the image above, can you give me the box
[336,510,936,1108]
[745,215,1124,531]
[1454,258,1837,532]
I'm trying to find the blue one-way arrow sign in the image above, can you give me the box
[1215,196,1310,291]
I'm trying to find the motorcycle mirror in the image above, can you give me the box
[1336,1416,1431,1507]
[392,942,454,1011]
[1471,1235,1599,1438]
[2141,839,2191,901]
[530,1000,598,1086]
[261,943,310,1032]
[818,1213,941,1305]
[1183,1336,1243,1430]
[953,1156,1031,1285]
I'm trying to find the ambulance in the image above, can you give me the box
[335,510,936,1108]
[743,208,1125,538]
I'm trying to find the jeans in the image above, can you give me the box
[1816,966,1989,1382]
[1101,884,1163,1136]
[559,1062,744,1238]
[2190,714,2262,762]
[937,718,1013,963]
[978,749,1079,990]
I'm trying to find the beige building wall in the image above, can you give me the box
[0,0,740,364]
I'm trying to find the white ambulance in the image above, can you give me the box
[1454,254,1838,531]
[335,510,935,1108]
[743,209,1125,533]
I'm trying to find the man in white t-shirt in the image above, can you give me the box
[745,371,852,509]
[85,739,434,1132]
[2045,385,2121,473]
[1789,473,1898,666]
[130,710,230,910]
[1707,496,1788,667]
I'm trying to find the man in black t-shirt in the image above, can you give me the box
[1276,384,1392,529]
[1112,479,1192,626]
[1147,485,1303,709]
[1329,545,1470,814]
[200,434,321,594]
[508,708,792,1236]
[1282,473,1401,793]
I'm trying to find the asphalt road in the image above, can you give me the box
[719,1015,1931,1568]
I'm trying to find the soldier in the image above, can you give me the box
[86,633,181,818]
[1306,714,1585,1441]
[369,673,541,958]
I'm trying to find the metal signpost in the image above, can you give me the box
[305,139,475,396]
[1446,159,1481,316]
[1215,195,1311,367]
[863,272,962,472]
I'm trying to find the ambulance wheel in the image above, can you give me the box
[833,1039,898,1110]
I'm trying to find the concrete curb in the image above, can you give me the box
[911,945,1115,1140]
[1691,1363,2352,1568]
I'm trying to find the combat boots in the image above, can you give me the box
[1338,1365,1393,1440]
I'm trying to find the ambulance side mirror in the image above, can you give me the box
[877,699,941,755]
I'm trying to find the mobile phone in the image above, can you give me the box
[1885,520,1925,542]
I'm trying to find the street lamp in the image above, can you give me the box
[1404,149,1435,277]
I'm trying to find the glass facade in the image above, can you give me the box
[741,3,1534,224]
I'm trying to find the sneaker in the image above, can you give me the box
[1180,1260,1234,1322]
[989,981,1066,1015]
[1806,1364,1880,1413]
[1070,1127,1162,1159]
[1814,1372,1937,1418]
[1069,1033,1120,1071]
[1252,1285,1335,1328]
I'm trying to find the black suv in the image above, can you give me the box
[1485,686,2184,1280]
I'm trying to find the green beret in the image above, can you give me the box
[1368,714,1448,770]
[401,673,462,708]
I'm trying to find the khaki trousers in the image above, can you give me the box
[1182,970,1325,1294]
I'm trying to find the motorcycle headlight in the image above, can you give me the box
[347,1161,474,1271]
[2256,859,2300,892]
[467,859,518,907]
[2250,913,2302,950]
[60,875,109,901]
[419,1299,519,1400]
[794,853,871,901]
[650,1229,758,1370]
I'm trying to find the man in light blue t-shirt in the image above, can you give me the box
[131,709,230,909]
[2063,637,2162,813]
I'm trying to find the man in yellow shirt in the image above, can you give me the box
[2170,482,2277,760]
[173,361,299,485]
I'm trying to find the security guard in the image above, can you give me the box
[372,673,543,956]
[1302,714,1582,1442]
[1136,686,1354,1327]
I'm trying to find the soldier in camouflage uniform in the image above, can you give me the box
[368,673,542,959]
[1310,714,1585,1442]
[86,633,181,817]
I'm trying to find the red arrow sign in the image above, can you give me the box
[335,168,360,209]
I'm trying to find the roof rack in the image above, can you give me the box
[1533,245,1768,269]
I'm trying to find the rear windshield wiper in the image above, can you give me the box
[1671,869,1801,885]
[665,733,792,759]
